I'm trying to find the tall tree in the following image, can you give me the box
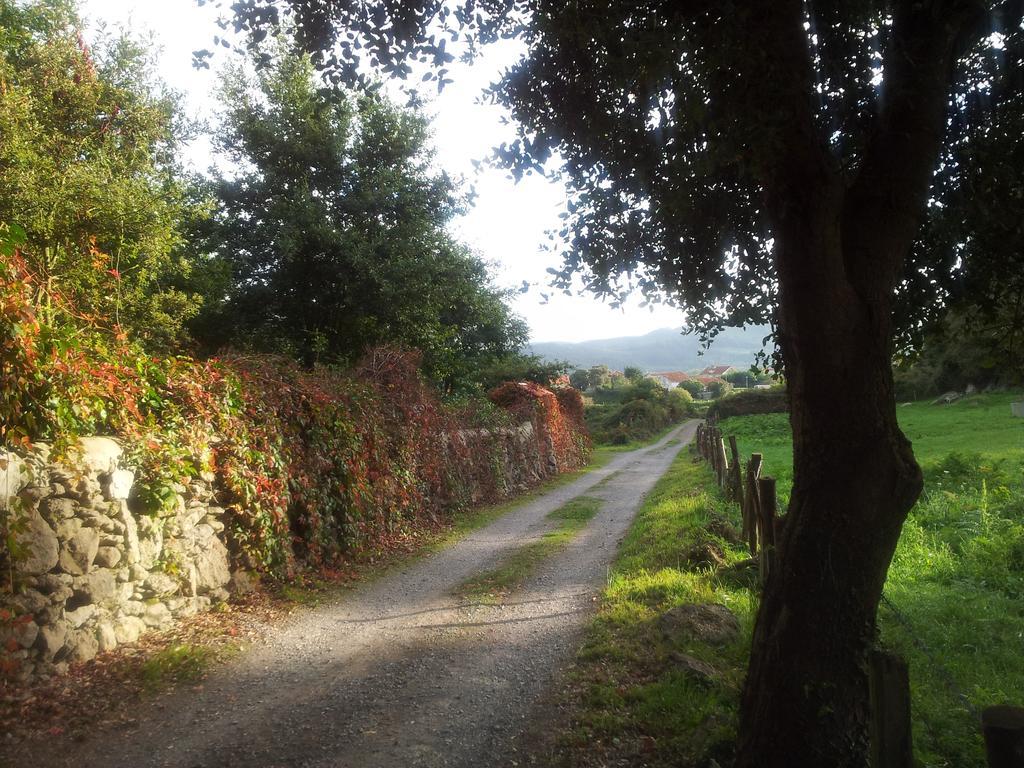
[0,0,204,349]
[623,365,644,382]
[196,47,527,391]
[568,367,592,391]
[210,2,1022,765]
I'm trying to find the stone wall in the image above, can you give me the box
[0,386,588,684]
[453,422,552,504]
[1,437,231,682]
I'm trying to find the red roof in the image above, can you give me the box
[649,371,691,383]
[700,365,734,377]
[694,375,725,385]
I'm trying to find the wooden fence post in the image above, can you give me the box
[728,435,743,504]
[742,453,762,557]
[716,436,729,489]
[757,475,777,580]
[982,705,1024,768]
[869,650,913,768]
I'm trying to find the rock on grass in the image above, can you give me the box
[658,603,740,647]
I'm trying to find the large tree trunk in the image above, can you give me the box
[729,4,981,764]
[734,177,923,767]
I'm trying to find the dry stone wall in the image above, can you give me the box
[453,422,550,504]
[0,383,589,684]
[1,438,231,681]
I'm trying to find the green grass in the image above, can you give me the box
[432,421,680,557]
[456,496,603,602]
[554,454,755,767]
[719,390,1024,767]
[278,579,332,606]
[898,391,1024,461]
[719,391,1024,504]
[432,459,615,553]
[138,643,234,691]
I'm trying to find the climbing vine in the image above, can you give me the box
[1,252,589,578]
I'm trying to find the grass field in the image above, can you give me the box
[554,391,1023,768]
[718,391,1024,506]
[721,390,1024,767]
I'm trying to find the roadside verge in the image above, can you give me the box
[521,447,757,768]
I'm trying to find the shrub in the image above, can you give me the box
[587,378,695,444]
[708,389,789,420]
[673,388,694,405]
[706,380,734,399]
[678,380,705,398]
[489,381,591,472]
[1,253,590,577]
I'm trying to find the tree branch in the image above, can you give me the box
[725,0,838,199]
[845,0,988,279]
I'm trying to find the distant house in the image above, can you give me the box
[699,364,735,377]
[647,371,691,389]
[688,375,728,400]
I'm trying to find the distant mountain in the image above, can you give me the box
[527,326,771,372]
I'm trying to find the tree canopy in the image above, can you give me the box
[207,1,1022,348]
[0,0,204,349]
[622,365,644,381]
[193,46,529,391]
[1,0,538,398]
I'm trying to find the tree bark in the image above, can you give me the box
[732,3,981,766]
[734,183,924,766]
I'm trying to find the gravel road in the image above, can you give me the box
[32,420,698,768]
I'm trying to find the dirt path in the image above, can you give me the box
[27,420,698,768]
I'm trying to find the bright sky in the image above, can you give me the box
[80,0,687,344]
